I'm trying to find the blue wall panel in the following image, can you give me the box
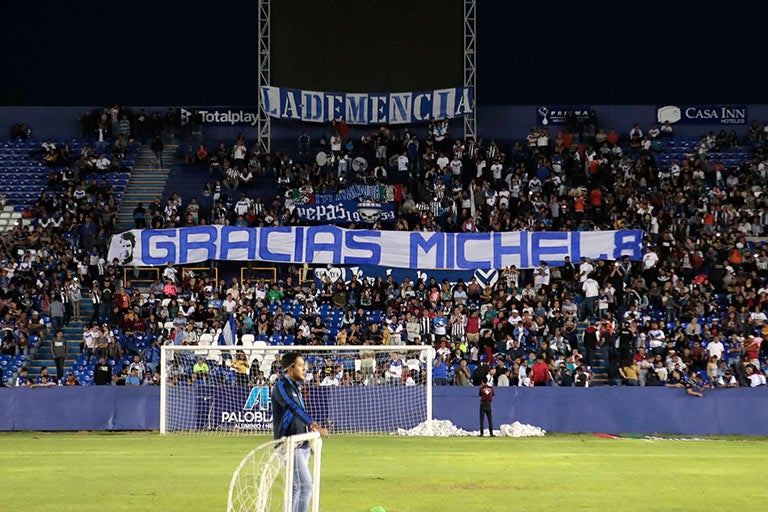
[433,386,768,436]
[1,386,767,435]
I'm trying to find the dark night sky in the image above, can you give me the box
[0,0,763,107]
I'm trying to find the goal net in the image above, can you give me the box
[227,431,323,512]
[160,344,434,435]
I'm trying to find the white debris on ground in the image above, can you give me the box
[396,419,546,437]
[499,421,547,437]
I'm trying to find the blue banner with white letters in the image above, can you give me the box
[261,86,474,125]
[108,226,643,269]
[295,201,396,225]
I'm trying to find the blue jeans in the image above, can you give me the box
[292,444,313,512]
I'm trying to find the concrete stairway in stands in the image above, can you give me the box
[115,143,177,232]
[26,295,95,382]
[575,320,607,386]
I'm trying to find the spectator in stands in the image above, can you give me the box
[62,371,80,386]
[93,356,112,385]
[433,354,449,385]
[232,351,250,386]
[530,354,551,387]
[50,329,67,383]
[113,364,128,386]
[125,367,141,386]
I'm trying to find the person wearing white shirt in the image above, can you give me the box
[95,154,111,171]
[745,365,766,387]
[231,141,247,162]
[507,309,522,326]
[385,353,404,385]
[432,312,448,339]
[706,337,725,362]
[221,293,237,314]
[490,160,502,181]
[646,322,666,355]
[715,370,739,388]
[578,258,594,283]
[582,276,600,319]
[320,373,340,386]
[749,307,767,325]
[435,152,449,171]
[234,194,251,216]
[534,262,551,291]
[162,263,178,284]
[449,157,462,176]
[330,135,342,153]
[396,151,409,173]
[253,283,267,302]
[642,247,659,270]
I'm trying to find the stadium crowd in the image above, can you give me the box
[4,106,768,391]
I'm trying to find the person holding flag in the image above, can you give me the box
[218,314,238,346]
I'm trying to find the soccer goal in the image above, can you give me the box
[227,431,322,512]
[159,344,434,435]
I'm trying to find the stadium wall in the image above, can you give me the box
[2,106,767,147]
[2,387,767,435]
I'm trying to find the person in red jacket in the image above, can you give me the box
[530,354,551,386]
[466,308,481,345]
[479,377,495,437]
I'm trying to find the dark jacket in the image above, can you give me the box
[271,375,314,439]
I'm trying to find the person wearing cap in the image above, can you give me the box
[716,367,739,388]
[578,257,594,283]
[27,310,46,336]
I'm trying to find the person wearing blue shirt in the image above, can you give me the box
[433,354,449,385]
[125,367,141,386]
[272,352,329,512]
[433,311,448,342]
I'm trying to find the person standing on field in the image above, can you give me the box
[479,376,495,437]
[272,352,329,512]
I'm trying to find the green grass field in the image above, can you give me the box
[3,432,768,512]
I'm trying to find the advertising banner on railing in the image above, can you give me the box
[108,226,643,270]
[261,86,474,125]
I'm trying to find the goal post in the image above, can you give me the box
[227,431,323,512]
[160,344,434,435]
